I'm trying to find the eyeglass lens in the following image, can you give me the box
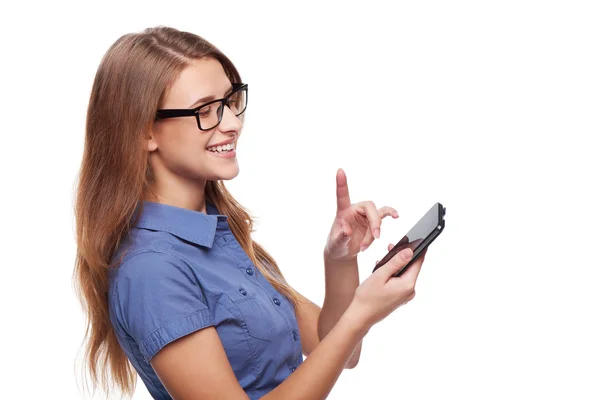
[198,87,247,130]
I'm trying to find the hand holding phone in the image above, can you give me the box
[350,245,427,328]
[372,203,445,278]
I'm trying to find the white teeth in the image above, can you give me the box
[207,142,235,152]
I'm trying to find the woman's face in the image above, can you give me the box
[149,57,242,183]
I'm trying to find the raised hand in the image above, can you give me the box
[323,168,398,264]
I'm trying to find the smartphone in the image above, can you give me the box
[372,202,445,278]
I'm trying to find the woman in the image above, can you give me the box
[73,26,427,400]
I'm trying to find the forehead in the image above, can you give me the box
[162,58,231,108]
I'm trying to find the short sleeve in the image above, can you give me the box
[113,251,214,363]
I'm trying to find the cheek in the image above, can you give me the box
[157,118,206,145]
[156,129,211,170]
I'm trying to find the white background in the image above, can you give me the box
[1,1,599,399]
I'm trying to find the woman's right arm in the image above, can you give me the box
[151,247,424,400]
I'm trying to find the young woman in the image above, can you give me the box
[73,26,427,400]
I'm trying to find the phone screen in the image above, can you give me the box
[403,203,441,246]
[373,202,444,275]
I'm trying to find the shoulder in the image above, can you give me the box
[117,249,188,281]
[108,249,214,358]
[109,224,177,271]
[108,249,197,319]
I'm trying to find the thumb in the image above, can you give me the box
[374,248,413,279]
[326,221,352,252]
[335,221,352,241]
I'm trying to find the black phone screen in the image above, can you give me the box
[372,202,445,277]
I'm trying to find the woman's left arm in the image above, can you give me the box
[319,256,362,368]
[293,270,359,368]
[295,168,398,368]
[293,254,361,368]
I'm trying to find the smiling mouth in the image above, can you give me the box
[206,143,235,153]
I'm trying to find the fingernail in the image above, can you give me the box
[401,248,412,259]
[373,228,380,238]
[360,245,367,252]
[393,212,399,218]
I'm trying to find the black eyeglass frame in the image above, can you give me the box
[155,83,248,131]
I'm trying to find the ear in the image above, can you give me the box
[147,130,158,152]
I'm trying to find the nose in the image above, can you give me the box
[218,104,243,132]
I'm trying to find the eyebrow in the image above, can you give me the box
[188,85,234,108]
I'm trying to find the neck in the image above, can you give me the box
[144,166,208,213]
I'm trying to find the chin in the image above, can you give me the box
[219,171,240,181]
[207,165,240,181]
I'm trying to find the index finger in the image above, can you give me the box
[336,168,351,211]
[356,201,382,238]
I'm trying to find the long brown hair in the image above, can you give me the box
[73,26,299,398]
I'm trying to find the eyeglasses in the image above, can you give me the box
[155,83,248,131]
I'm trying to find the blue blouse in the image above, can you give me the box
[107,201,303,399]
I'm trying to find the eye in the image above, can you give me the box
[199,105,212,117]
